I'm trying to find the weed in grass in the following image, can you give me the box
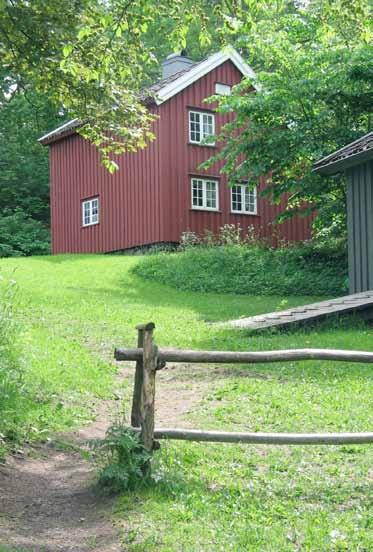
[91,424,151,493]
[86,535,98,549]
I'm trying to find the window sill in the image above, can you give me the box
[230,211,259,217]
[190,208,222,213]
[82,221,100,228]
[188,142,217,148]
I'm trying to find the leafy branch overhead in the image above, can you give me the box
[206,0,372,234]
[0,0,220,171]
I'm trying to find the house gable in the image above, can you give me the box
[153,47,259,105]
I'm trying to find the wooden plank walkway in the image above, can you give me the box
[228,291,373,331]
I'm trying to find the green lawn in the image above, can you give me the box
[1,254,372,551]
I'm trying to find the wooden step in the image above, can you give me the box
[228,291,373,330]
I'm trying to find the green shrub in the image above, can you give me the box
[90,425,151,493]
[0,209,50,257]
[134,239,348,296]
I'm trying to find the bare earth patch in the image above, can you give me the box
[0,361,216,551]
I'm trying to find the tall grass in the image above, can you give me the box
[0,274,23,459]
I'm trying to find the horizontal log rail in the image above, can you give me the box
[116,322,373,470]
[115,347,373,364]
[148,428,373,445]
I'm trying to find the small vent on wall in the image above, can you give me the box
[215,83,231,96]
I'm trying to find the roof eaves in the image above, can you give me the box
[38,118,81,145]
[313,132,373,175]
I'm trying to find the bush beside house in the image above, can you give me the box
[134,235,348,297]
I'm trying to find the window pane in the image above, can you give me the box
[189,112,201,142]
[205,181,216,208]
[83,202,90,224]
[202,113,214,138]
[232,186,242,211]
[244,187,256,213]
[192,179,203,207]
[91,200,98,220]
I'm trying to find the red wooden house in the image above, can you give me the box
[39,47,311,254]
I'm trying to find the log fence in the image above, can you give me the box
[114,322,373,459]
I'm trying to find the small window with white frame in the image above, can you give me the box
[189,110,215,145]
[215,83,231,96]
[231,184,257,214]
[82,197,99,226]
[191,178,219,211]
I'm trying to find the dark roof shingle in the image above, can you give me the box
[313,132,373,175]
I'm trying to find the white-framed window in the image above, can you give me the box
[191,178,219,211]
[215,82,231,96]
[82,197,99,226]
[189,110,215,145]
[231,184,257,214]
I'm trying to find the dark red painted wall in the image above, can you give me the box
[49,60,312,254]
[50,112,163,254]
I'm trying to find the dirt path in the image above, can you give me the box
[0,362,217,551]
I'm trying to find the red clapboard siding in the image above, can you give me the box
[49,59,312,254]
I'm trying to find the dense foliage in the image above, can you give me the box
[134,240,348,296]
[207,0,372,236]
[0,93,63,224]
[0,0,219,170]
[0,210,50,257]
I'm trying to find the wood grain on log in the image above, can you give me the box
[115,347,373,364]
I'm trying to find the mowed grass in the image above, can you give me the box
[1,254,372,551]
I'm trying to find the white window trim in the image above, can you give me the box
[191,178,219,212]
[231,184,258,215]
[189,110,216,146]
[82,197,100,227]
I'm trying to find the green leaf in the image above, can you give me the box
[62,44,73,58]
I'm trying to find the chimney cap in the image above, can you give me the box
[166,49,190,61]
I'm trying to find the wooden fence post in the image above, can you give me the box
[131,325,145,427]
[139,322,158,454]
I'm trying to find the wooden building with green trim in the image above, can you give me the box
[314,132,373,294]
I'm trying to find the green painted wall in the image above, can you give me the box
[346,160,373,293]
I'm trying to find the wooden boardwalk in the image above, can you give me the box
[228,291,373,331]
